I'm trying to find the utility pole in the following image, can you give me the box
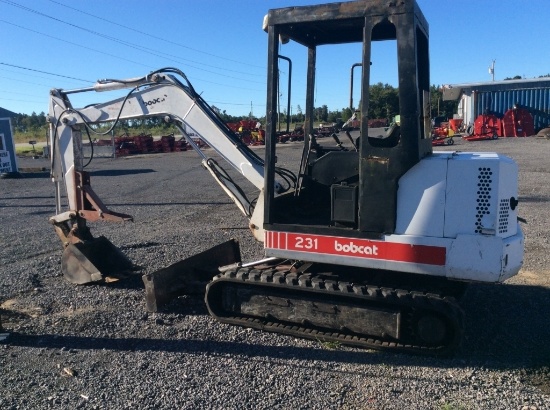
[488,60,496,81]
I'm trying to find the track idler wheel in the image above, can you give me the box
[414,313,448,345]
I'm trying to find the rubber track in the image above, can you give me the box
[205,267,464,356]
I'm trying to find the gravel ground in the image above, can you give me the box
[1,136,549,409]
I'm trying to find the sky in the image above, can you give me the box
[1,0,550,117]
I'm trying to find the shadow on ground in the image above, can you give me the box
[5,282,549,363]
[89,169,156,177]
[3,282,549,393]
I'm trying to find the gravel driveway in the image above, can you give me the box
[1,136,549,409]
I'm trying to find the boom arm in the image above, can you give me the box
[49,68,293,250]
[51,69,267,206]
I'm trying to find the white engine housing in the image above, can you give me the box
[395,151,523,282]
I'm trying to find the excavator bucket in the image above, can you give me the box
[143,239,241,312]
[61,236,134,285]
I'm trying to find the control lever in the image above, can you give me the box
[331,133,347,151]
[345,131,358,151]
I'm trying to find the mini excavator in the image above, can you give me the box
[48,0,523,355]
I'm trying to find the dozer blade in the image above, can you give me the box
[61,236,134,285]
[143,239,241,312]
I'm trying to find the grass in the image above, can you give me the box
[13,129,48,145]
[317,338,341,350]
[440,402,467,410]
[10,121,320,146]
[15,146,44,157]
[13,124,182,145]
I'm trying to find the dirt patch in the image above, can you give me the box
[510,270,550,287]
[0,298,18,309]
[1,299,31,327]
[522,367,550,395]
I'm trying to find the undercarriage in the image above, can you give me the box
[205,261,465,355]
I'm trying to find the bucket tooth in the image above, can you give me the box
[61,236,134,285]
[143,239,241,312]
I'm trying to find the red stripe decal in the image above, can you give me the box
[265,231,446,266]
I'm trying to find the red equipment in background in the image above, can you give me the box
[463,106,535,141]
[368,118,389,128]
[431,121,455,146]
[277,125,305,143]
[502,106,534,137]
[473,113,502,138]
[227,120,265,145]
[463,113,501,141]
[316,123,339,137]
[448,118,463,133]
[114,133,187,157]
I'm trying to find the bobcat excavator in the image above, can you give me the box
[48,0,523,355]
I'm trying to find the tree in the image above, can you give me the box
[13,112,47,133]
[341,107,353,122]
[320,105,328,122]
[295,105,303,122]
[327,109,341,123]
[368,83,399,121]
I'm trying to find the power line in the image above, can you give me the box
[0,62,92,83]
[0,97,45,104]
[46,0,266,72]
[0,19,264,89]
[0,89,49,97]
[1,0,265,82]
[0,66,85,86]
[0,19,155,71]
[1,58,263,100]
[0,64,263,112]
[0,74,70,88]
[1,1,268,114]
